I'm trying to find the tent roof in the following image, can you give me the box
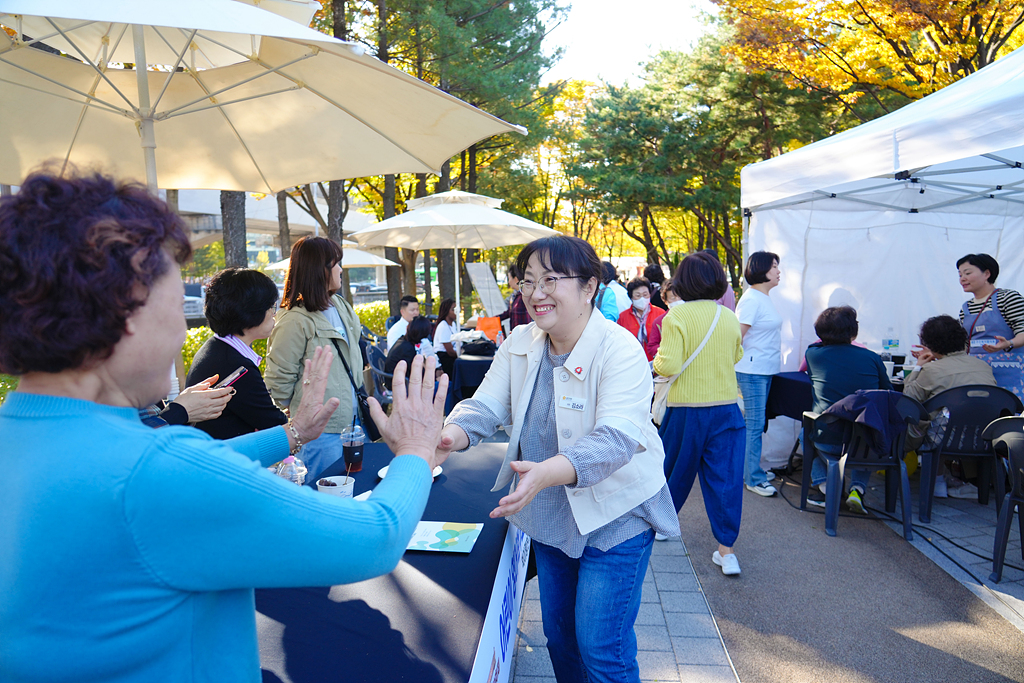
[741,45,1024,214]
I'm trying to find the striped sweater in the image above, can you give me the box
[652,300,744,407]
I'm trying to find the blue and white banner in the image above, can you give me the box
[468,525,531,683]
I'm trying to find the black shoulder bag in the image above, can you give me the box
[330,338,382,443]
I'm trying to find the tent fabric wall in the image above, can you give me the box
[739,45,1024,467]
[747,205,1024,467]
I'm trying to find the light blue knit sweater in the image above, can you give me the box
[0,392,430,682]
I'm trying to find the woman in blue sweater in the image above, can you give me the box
[0,171,447,683]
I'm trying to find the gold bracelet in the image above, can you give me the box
[287,421,304,455]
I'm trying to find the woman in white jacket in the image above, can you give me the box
[436,236,679,683]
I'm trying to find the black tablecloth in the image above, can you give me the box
[257,442,508,683]
[445,355,493,413]
[765,371,813,423]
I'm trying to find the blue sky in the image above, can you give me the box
[541,0,717,86]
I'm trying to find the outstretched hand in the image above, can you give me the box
[368,355,448,468]
[291,346,341,443]
[489,455,578,519]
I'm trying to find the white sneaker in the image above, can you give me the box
[949,482,979,499]
[933,478,948,498]
[745,482,777,497]
[712,551,741,576]
[765,471,776,482]
[655,532,669,541]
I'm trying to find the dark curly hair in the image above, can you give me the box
[0,170,191,375]
[919,315,969,356]
[204,268,280,337]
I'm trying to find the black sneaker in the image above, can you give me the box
[806,489,826,508]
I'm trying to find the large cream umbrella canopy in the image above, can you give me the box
[0,0,525,192]
[350,190,560,313]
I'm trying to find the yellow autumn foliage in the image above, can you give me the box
[715,0,1024,100]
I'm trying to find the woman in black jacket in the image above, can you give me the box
[186,269,287,439]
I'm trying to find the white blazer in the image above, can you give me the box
[468,307,667,535]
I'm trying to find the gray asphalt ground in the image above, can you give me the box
[679,474,1024,683]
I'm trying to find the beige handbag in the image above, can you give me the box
[651,305,723,426]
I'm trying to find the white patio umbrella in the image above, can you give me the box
[350,190,559,313]
[0,0,525,192]
[266,247,400,271]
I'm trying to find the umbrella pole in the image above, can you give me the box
[454,235,461,322]
[132,25,158,193]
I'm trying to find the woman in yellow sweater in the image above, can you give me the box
[653,252,745,575]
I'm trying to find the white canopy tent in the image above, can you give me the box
[741,45,1024,465]
[743,45,1024,370]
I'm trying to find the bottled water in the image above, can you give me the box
[275,455,307,485]
[883,326,899,352]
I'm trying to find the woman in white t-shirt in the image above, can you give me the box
[735,252,783,497]
[432,298,461,379]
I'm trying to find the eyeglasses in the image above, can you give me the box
[518,275,584,296]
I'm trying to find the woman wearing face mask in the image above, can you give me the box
[617,277,666,361]
[734,251,783,498]
[954,253,1024,400]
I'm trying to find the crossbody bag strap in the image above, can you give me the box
[330,338,360,392]
[679,304,723,373]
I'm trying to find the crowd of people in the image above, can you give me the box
[2,169,1020,683]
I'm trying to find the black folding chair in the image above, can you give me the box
[982,416,1024,582]
[919,385,1023,523]
[800,391,926,540]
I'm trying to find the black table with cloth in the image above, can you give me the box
[444,355,494,413]
[256,441,526,683]
[764,370,904,471]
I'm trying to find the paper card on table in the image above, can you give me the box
[406,522,484,553]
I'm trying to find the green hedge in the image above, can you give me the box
[0,374,17,405]
[355,300,391,336]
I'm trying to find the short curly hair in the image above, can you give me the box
[0,170,191,375]
[204,268,280,337]
[919,315,969,356]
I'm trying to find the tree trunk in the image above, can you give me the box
[165,189,178,213]
[220,190,247,268]
[333,0,346,41]
[276,190,291,256]
[401,248,418,299]
[383,174,402,315]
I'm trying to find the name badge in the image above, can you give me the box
[970,338,990,348]
[975,325,986,334]
[558,395,586,412]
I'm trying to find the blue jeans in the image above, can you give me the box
[810,442,870,492]
[736,372,772,487]
[298,432,342,482]
[533,530,654,683]
[659,404,745,547]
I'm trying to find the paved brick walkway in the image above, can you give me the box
[511,536,740,683]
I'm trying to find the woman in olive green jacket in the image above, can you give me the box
[265,237,364,479]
